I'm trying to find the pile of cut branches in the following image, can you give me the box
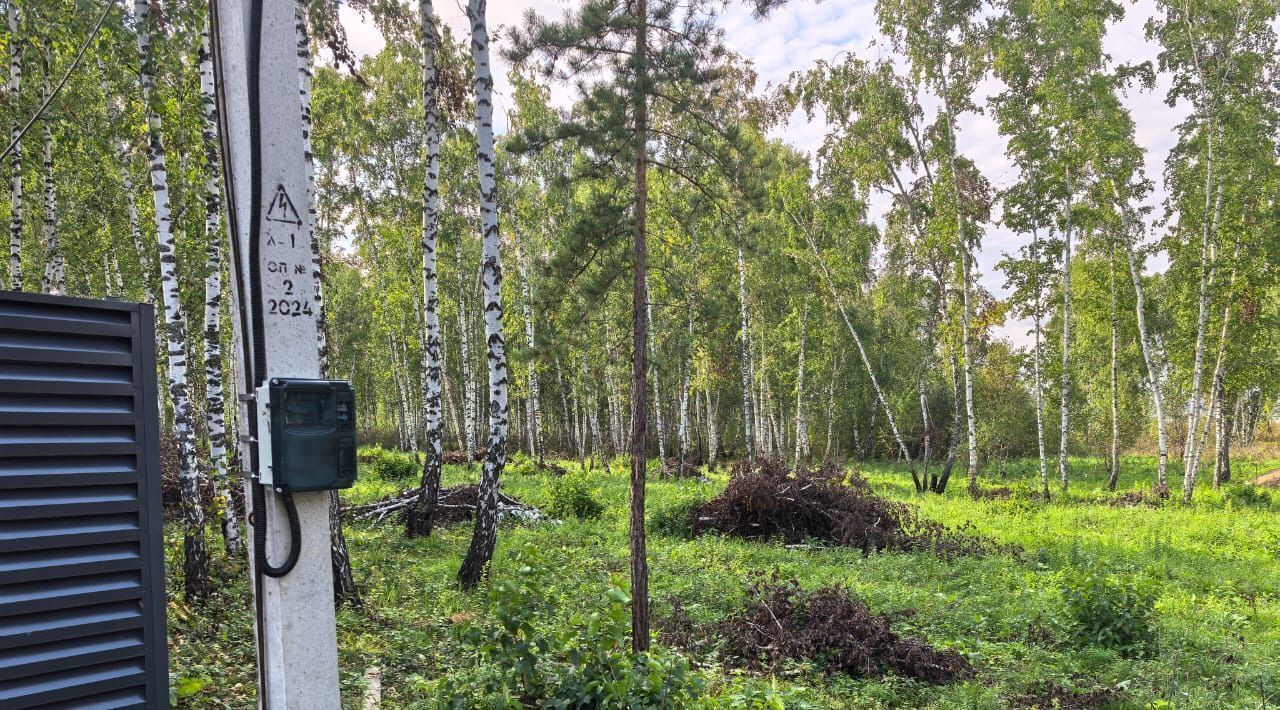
[341,485,549,526]
[661,574,972,683]
[691,459,1004,557]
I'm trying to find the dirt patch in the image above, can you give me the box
[690,458,1005,558]
[1249,469,1280,488]
[1008,681,1121,709]
[661,574,972,683]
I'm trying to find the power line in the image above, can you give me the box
[0,0,114,164]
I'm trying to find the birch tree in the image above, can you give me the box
[134,0,206,600]
[458,0,511,588]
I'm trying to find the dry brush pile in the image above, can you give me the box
[687,458,1007,558]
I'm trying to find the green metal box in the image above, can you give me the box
[257,378,357,491]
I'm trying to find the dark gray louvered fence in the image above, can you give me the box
[0,291,168,709]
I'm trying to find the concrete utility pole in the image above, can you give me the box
[210,2,340,708]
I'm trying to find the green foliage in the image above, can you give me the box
[1061,567,1156,657]
[370,449,420,481]
[547,472,605,520]
[650,496,708,539]
[444,548,706,707]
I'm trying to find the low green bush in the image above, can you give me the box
[444,548,705,707]
[548,473,605,520]
[1220,484,1276,509]
[1062,568,1156,657]
[651,496,708,539]
[369,449,419,481]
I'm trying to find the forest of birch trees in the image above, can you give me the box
[3,0,1278,603]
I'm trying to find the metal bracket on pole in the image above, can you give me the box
[210,1,340,707]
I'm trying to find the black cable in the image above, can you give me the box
[0,0,113,163]
[253,484,302,577]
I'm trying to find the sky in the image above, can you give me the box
[336,0,1188,347]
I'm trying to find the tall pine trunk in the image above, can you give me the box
[409,0,445,537]
[627,0,652,652]
[458,0,510,588]
[134,0,207,600]
[198,31,237,554]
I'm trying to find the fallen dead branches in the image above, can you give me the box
[660,574,973,683]
[341,485,550,526]
[690,460,1005,558]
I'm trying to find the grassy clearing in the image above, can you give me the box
[167,454,1280,708]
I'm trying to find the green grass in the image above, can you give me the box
[167,455,1280,708]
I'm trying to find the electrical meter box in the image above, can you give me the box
[255,378,357,491]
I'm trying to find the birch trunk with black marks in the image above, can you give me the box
[135,0,206,599]
[295,4,359,604]
[409,0,445,537]
[938,78,977,495]
[1031,227,1048,498]
[516,236,543,463]
[1058,168,1075,491]
[646,285,665,463]
[1107,241,1120,491]
[808,240,914,473]
[823,357,837,463]
[39,51,61,295]
[736,246,754,458]
[1123,239,1169,492]
[1196,240,1238,498]
[794,300,810,463]
[1184,175,1223,494]
[8,2,22,290]
[456,233,476,457]
[458,0,509,588]
[704,390,718,469]
[198,32,237,554]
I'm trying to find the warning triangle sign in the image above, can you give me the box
[265,184,303,227]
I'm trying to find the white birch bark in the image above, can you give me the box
[8,2,22,290]
[39,50,61,295]
[515,236,543,462]
[1184,176,1223,487]
[1031,227,1048,497]
[736,246,754,457]
[409,0,446,536]
[938,75,979,493]
[806,237,914,467]
[197,31,238,554]
[459,0,509,586]
[134,0,206,597]
[645,283,665,462]
[1058,168,1075,491]
[1121,217,1170,492]
[794,299,809,463]
[455,233,476,456]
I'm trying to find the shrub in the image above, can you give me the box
[445,548,705,707]
[651,497,709,539]
[1062,569,1156,656]
[369,450,419,481]
[548,473,605,520]
[1221,484,1276,509]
